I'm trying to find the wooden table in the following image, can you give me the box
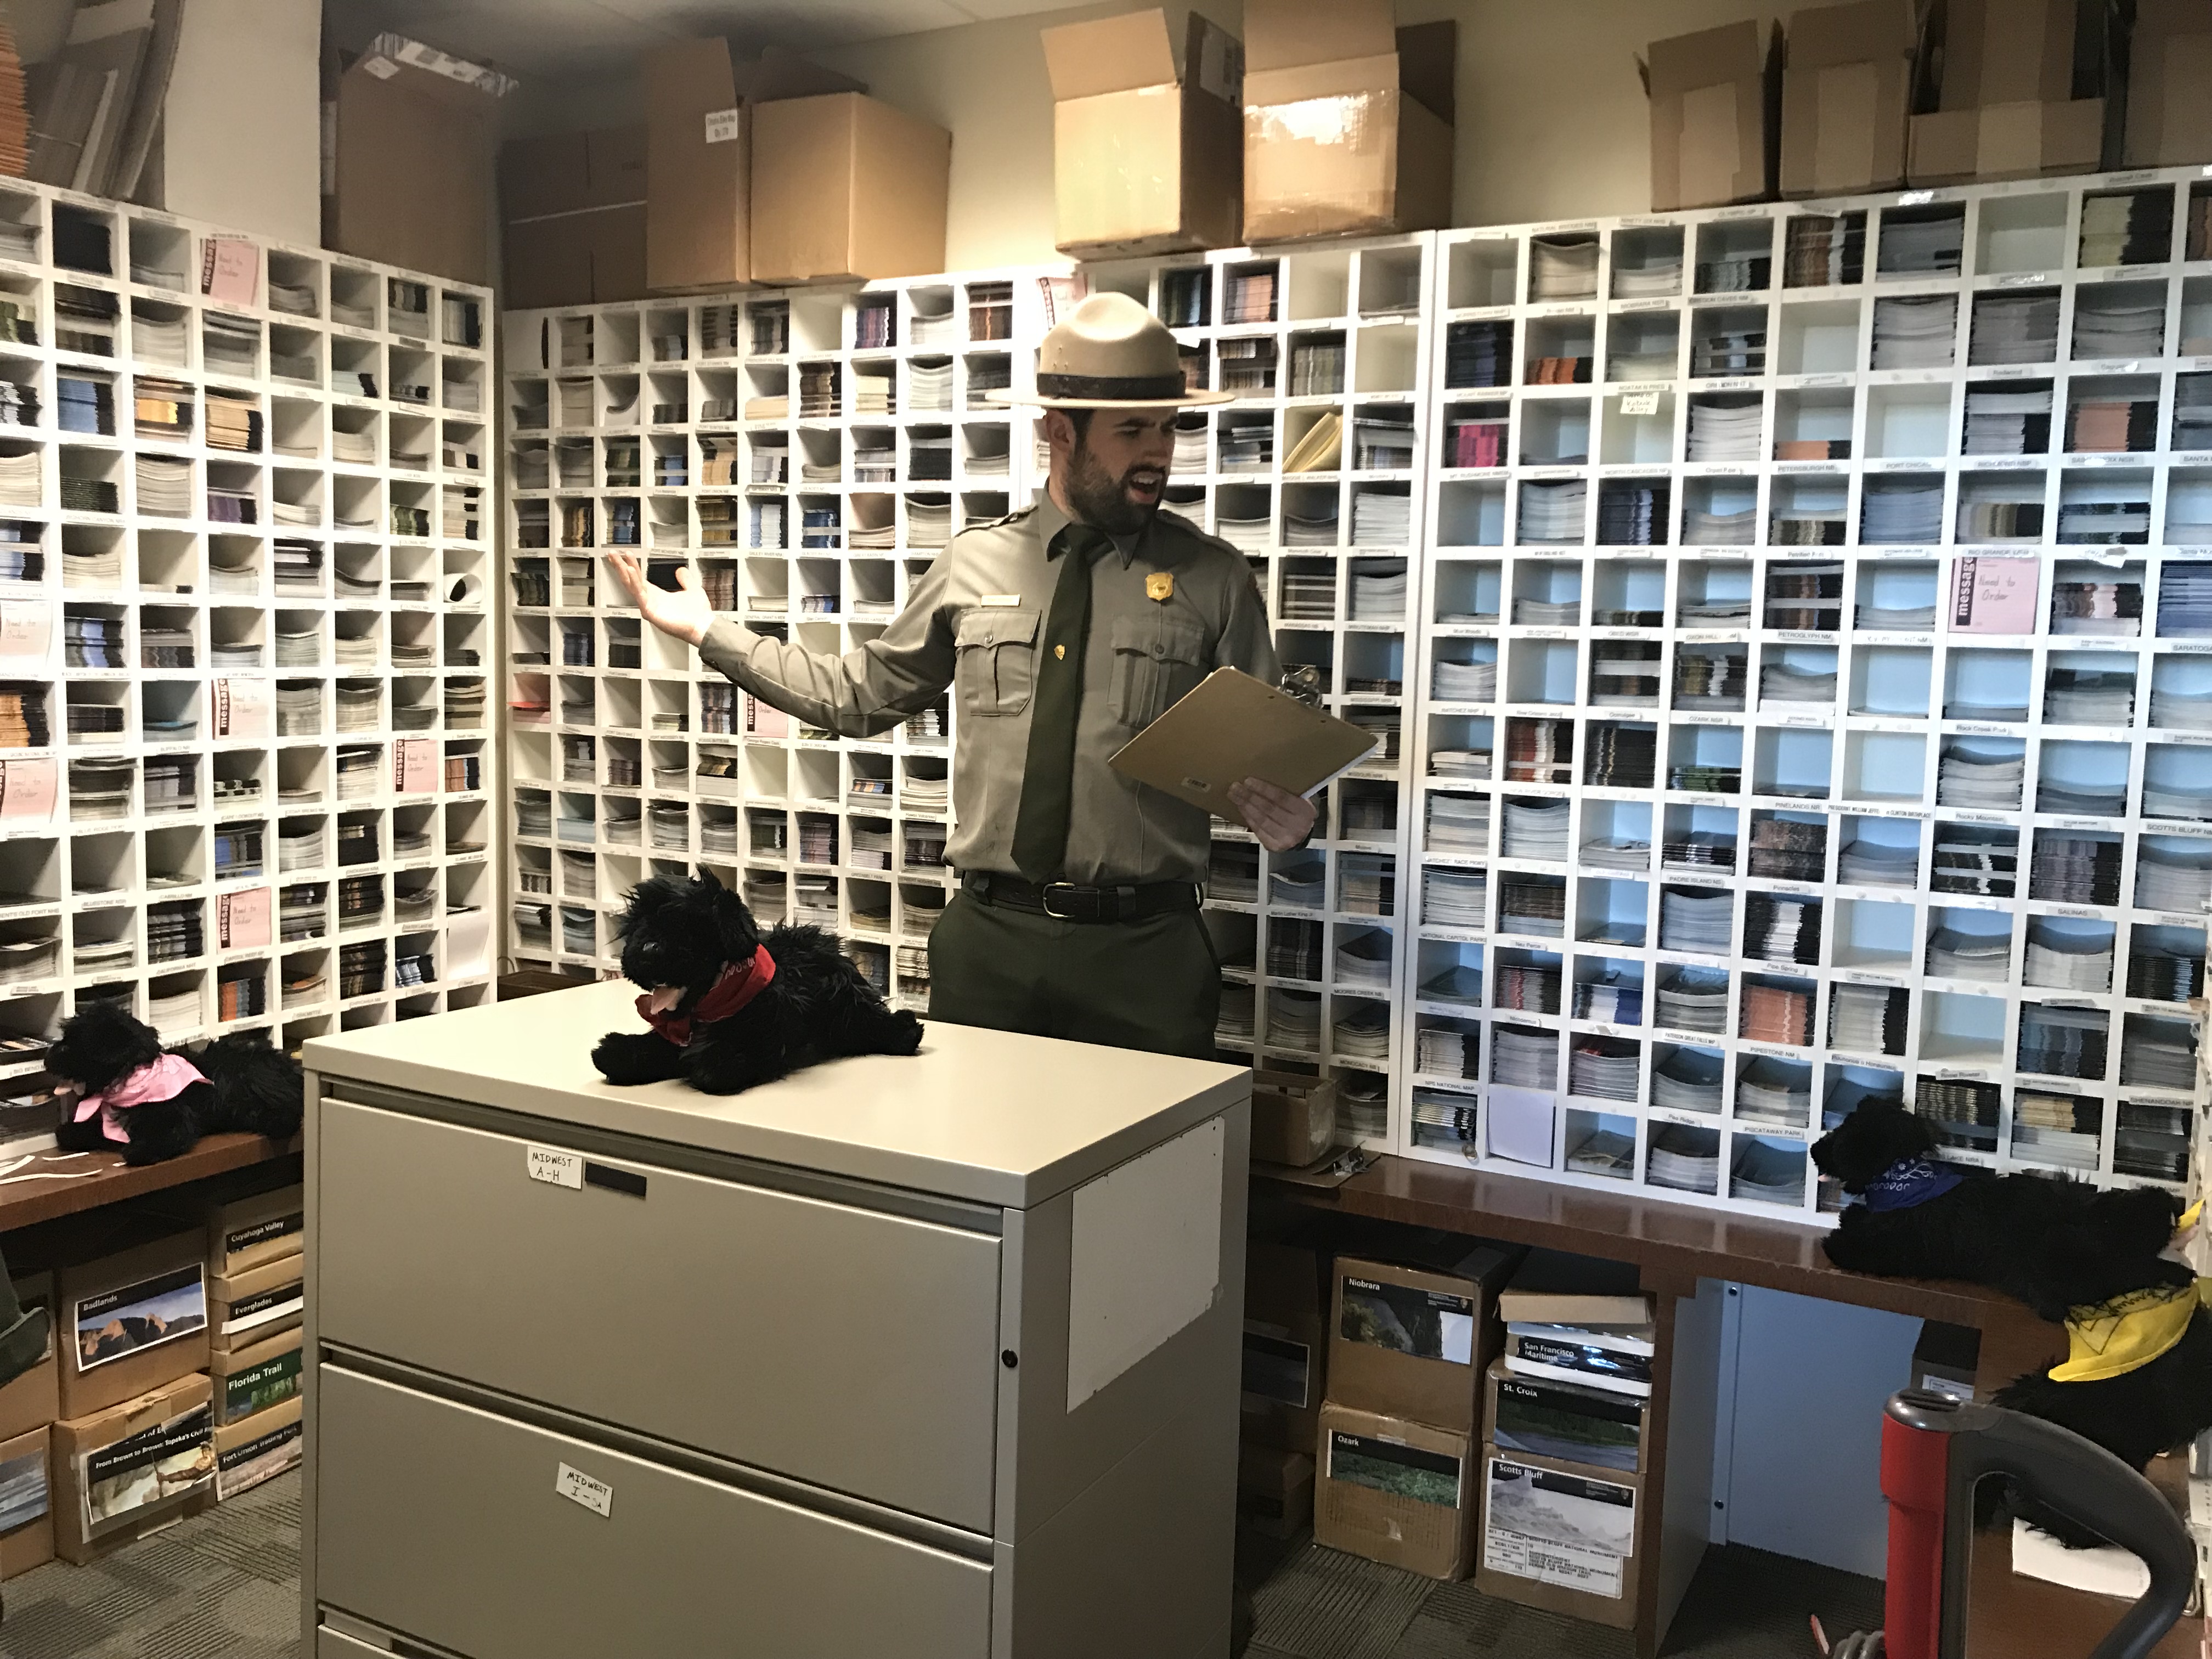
[1266,1155,2164,1659]
[0,1133,301,1233]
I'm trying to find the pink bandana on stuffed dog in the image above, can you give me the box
[636,945,777,1047]
[72,1052,205,1147]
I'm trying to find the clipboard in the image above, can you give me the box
[1107,668,1379,825]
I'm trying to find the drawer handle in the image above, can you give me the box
[583,1162,647,1199]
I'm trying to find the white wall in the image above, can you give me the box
[507,0,1784,270]
[161,0,321,245]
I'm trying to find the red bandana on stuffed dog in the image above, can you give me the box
[637,945,777,1047]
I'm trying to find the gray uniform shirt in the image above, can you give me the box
[697,492,1280,884]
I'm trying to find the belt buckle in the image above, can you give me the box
[1042,882,1084,920]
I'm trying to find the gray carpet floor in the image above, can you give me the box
[0,1471,1878,1658]
[0,1471,300,1659]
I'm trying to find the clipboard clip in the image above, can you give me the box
[1279,664,1324,708]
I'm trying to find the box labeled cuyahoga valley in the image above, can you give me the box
[1314,1401,1474,1578]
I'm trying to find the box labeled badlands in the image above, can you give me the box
[1328,1244,1518,1432]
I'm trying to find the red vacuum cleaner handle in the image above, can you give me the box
[1881,1390,2196,1659]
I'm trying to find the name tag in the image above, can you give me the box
[979,594,1021,607]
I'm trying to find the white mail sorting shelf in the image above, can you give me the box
[300,981,1250,1659]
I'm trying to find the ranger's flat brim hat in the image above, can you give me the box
[980,290,1235,408]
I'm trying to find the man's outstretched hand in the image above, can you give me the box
[1228,776,1318,853]
[607,551,714,646]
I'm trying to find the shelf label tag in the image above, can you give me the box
[527,1146,583,1189]
[1618,391,1661,416]
[556,1463,612,1517]
[703,108,742,144]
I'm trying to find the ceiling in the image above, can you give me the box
[326,0,1107,81]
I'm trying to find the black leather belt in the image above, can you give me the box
[961,871,1201,923]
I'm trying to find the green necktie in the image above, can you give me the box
[1012,525,1108,881]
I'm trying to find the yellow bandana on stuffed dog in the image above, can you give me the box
[2054,1277,2212,1383]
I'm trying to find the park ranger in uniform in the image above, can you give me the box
[609,291,1316,1059]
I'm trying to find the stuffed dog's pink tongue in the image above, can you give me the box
[647,986,684,1014]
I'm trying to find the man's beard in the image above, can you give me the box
[1065,437,1164,537]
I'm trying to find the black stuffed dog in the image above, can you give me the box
[591,874,923,1095]
[46,999,304,1165]
[1811,1094,2188,1322]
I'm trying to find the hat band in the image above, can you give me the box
[1034,370,1188,400]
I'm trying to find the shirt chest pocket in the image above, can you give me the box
[1109,615,1209,730]
[954,608,1041,716]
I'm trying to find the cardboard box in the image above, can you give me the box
[323,33,514,286]
[1780,1,1915,197]
[52,1373,214,1564]
[1645,21,1781,211]
[2123,0,2212,167]
[1242,0,1454,244]
[1908,97,2105,184]
[0,1271,57,1444]
[1474,1446,1645,1627]
[1238,1443,1315,1538]
[210,1327,303,1427]
[1043,9,1242,258]
[644,38,747,292]
[1937,0,2076,111]
[208,1255,304,1355]
[0,1424,52,1578]
[1483,1356,1647,1475]
[206,1184,303,1278]
[58,1232,211,1420]
[215,1395,301,1502]
[500,127,648,311]
[751,91,951,285]
[1251,1070,1340,1167]
[1242,1235,1331,1453]
[1315,1401,1475,1578]
[1328,1243,1520,1434]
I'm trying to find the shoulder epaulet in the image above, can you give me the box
[958,504,1035,537]
[1154,506,1240,560]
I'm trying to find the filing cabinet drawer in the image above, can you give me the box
[315,1363,992,1659]
[317,1097,1003,1531]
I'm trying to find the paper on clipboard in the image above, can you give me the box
[1107,669,1378,825]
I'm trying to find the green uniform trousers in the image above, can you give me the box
[926,890,1221,1060]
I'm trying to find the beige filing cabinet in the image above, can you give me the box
[299,981,1250,1659]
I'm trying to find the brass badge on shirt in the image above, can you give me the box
[1146,572,1173,602]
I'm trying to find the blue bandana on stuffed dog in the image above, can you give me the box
[1861,1156,1966,1212]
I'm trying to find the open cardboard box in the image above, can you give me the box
[53,1373,213,1565]
[1642,19,1781,211]
[2123,0,2212,167]
[0,1424,50,1578]
[1474,1444,1646,1628]
[1042,8,1242,258]
[1935,0,2078,111]
[1242,0,1454,244]
[1908,97,2105,184]
[57,1229,210,1421]
[1315,1401,1476,1579]
[1328,1243,1520,1435]
[323,33,515,286]
[1779,0,1915,198]
[0,1270,56,1443]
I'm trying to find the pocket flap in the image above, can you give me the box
[956,608,1041,648]
[1111,614,1208,663]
